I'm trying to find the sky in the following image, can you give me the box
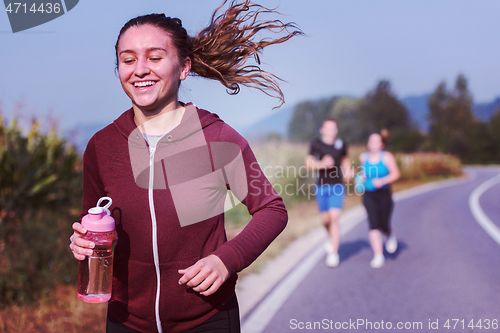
[1,0,500,133]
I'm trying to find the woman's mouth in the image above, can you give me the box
[133,81,157,89]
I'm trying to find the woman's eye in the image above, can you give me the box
[123,59,135,64]
[150,57,161,61]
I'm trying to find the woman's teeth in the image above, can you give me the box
[134,81,156,87]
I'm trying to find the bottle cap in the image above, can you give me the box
[81,197,115,232]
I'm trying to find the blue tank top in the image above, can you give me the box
[362,151,390,191]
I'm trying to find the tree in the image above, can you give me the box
[427,74,476,159]
[449,74,475,136]
[489,107,500,162]
[386,128,425,153]
[330,97,367,144]
[288,97,338,142]
[358,80,411,133]
[357,80,423,152]
[427,82,450,151]
[464,121,496,164]
[288,81,424,152]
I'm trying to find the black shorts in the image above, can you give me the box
[362,187,394,235]
[106,293,240,333]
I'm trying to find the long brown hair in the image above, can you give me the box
[115,0,303,107]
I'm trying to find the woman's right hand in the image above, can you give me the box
[69,222,95,260]
[321,155,335,168]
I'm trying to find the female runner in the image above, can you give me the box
[69,1,301,331]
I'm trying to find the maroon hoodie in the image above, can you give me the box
[81,103,288,332]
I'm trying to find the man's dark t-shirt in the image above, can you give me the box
[308,137,348,185]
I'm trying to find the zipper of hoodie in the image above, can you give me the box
[148,146,163,333]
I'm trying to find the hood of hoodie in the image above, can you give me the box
[113,102,223,142]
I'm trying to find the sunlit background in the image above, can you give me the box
[1,1,500,331]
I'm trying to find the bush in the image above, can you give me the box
[0,115,82,307]
[395,152,462,180]
[349,145,462,180]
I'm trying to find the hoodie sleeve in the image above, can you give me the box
[210,123,288,275]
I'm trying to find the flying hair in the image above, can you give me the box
[191,0,303,107]
[115,0,303,108]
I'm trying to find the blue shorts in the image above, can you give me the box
[315,184,345,212]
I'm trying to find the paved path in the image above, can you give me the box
[240,167,500,333]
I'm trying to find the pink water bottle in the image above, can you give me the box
[77,197,115,303]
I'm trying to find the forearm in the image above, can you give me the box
[212,197,287,275]
[305,156,327,170]
[379,170,400,186]
[341,157,353,181]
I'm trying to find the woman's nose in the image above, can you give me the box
[134,58,150,77]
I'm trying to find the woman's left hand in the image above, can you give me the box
[178,254,229,296]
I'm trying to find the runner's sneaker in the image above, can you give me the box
[326,252,339,268]
[324,241,334,254]
[385,233,398,254]
[370,254,385,268]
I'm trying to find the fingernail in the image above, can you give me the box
[89,242,95,248]
[87,250,93,256]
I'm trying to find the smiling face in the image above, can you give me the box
[367,133,384,153]
[117,24,191,115]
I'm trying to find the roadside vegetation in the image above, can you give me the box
[0,116,82,308]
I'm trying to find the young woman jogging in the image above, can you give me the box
[359,133,400,268]
[69,2,301,331]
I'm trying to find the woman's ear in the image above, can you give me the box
[180,57,191,81]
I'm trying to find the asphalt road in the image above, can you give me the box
[248,167,500,333]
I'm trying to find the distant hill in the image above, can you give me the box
[400,94,431,131]
[475,97,500,121]
[240,106,294,142]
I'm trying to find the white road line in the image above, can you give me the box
[241,175,475,333]
[469,173,500,246]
